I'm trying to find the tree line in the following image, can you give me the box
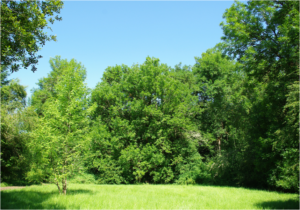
[1,0,298,194]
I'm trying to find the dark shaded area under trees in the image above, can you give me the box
[1,0,298,194]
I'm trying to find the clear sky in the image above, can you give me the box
[8,0,235,99]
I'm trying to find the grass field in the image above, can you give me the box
[1,184,299,209]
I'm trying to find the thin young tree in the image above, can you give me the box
[27,56,95,194]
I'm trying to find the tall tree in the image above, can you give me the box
[220,0,299,191]
[89,57,207,184]
[1,0,63,73]
[192,47,252,186]
[27,56,95,194]
[193,48,237,154]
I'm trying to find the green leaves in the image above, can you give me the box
[216,0,299,191]
[1,78,38,185]
[89,57,202,184]
[27,57,94,194]
[1,0,64,73]
[221,1,299,82]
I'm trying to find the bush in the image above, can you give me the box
[1,182,11,187]
[175,153,212,185]
[68,173,96,184]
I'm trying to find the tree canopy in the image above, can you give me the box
[1,0,63,73]
[89,57,205,184]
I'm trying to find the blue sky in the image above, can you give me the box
[8,0,234,99]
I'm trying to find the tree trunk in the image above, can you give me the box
[217,136,221,153]
[217,122,223,154]
[56,181,61,194]
[62,178,67,195]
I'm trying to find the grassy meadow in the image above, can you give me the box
[1,184,299,209]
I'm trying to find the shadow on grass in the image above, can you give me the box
[1,188,93,209]
[255,198,299,209]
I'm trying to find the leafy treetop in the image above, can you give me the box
[1,0,64,73]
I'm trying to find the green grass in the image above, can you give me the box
[1,184,299,209]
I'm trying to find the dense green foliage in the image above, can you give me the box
[1,184,299,209]
[1,0,298,195]
[88,58,206,184]
[1,71,37,185]
[1,0,63,72]
[219,0,299,192]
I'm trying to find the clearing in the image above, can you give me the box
[1,184,298,209]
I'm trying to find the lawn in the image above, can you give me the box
[1,184,299,209]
